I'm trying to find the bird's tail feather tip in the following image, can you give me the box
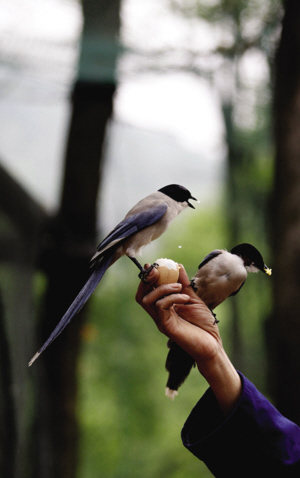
[28,352,40,367]
[165,387,178,400]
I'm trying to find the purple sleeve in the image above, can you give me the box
[181,372,300,476]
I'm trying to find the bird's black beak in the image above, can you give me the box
[188,196,197,209]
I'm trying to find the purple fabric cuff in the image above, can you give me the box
[181,372,300,476]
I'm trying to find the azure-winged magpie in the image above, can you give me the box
[29,184,197,366]
[165,243,271,399]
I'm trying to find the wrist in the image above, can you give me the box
[196,347,242,416]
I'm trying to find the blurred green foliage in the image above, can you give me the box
[77,201,272,477]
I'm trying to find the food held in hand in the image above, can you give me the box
[155,258,180,286]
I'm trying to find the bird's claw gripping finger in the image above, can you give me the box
[211,311,219,325]
[189,279,196,291]
[138,263,159,282]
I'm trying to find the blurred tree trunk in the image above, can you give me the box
[222,102,245,370]
[0,164,48,478]
[32,0,121,474]
[33,81,115,478]
[0,290,16,478]
[270,0,300,425]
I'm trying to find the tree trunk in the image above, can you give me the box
[33,81,115,478]
[0,290,16,478]
[271,0,300,425]
[222,102,245,370]
[0,164,48,478]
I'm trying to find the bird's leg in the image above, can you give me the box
[188,281,218,324]
[189,279,196,291]
[138,263,159,282]
[129,257,158,282]
[211,310,219,325]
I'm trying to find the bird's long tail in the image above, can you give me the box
[165,340,195,400]
[28,253,113,366]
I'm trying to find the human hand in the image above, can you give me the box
[135,263,222,368]
[136,263,242,414]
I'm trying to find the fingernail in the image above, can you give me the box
[147,269,155,278]
[171,283,181,289]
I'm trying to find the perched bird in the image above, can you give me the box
[165,243,272,399]
[28,184,197,366]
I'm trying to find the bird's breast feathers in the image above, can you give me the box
[193,251,247,309]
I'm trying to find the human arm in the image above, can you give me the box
[136,264,300,476]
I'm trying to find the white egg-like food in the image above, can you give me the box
[155,258,180,286]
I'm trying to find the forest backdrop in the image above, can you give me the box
[0,1,299,477]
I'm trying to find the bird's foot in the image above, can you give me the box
[211,311,219,325]
[138,263,159,282]
[189,279,196,291]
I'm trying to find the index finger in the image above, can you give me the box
[178,264,190,288]
[178,264,199,300]
[135,263,159,305]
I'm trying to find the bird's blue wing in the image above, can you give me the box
[198,250,222,270]
[96,202,168,255]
